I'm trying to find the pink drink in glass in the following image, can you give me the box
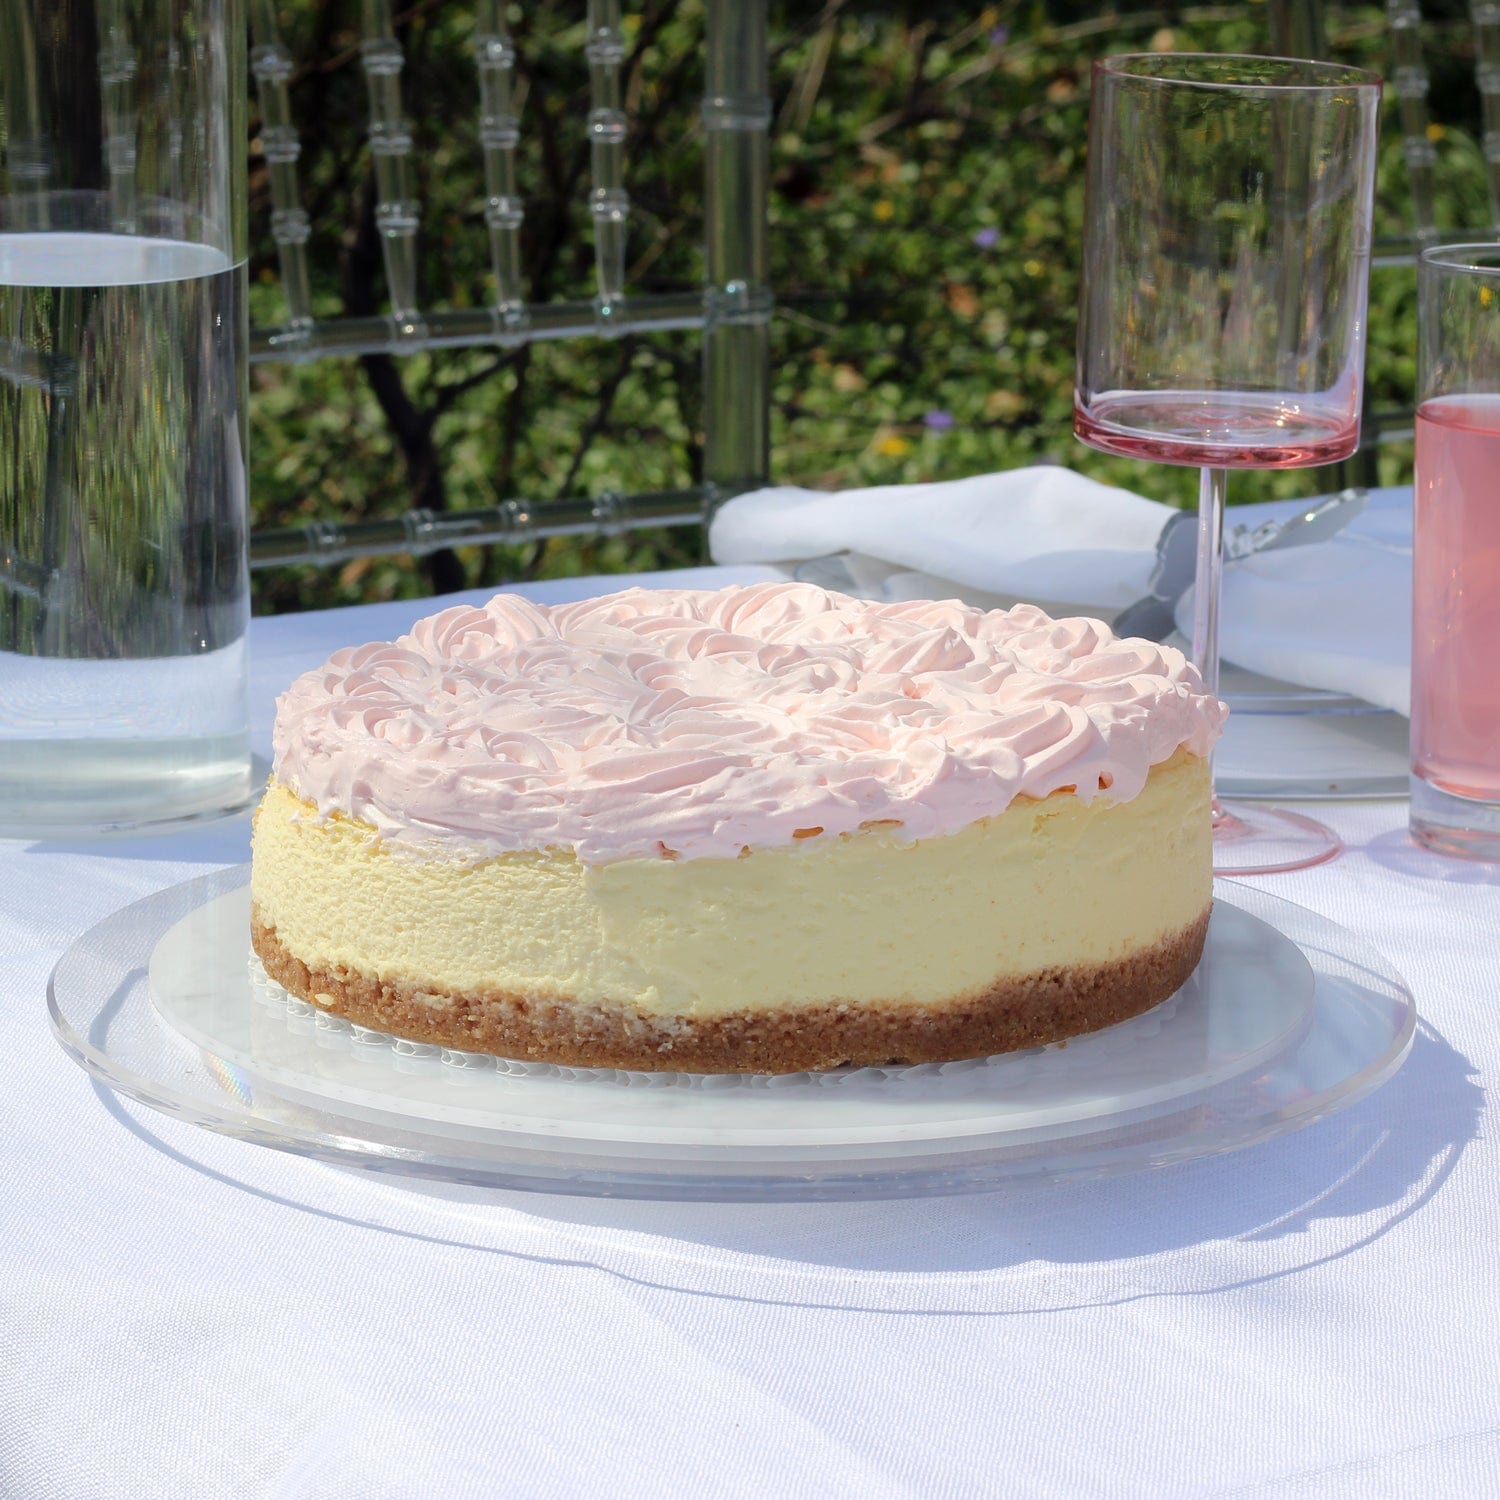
[1075,390,1359,469]
[1412,395,1500,802]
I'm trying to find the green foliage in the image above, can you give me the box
[248,2,1486,612]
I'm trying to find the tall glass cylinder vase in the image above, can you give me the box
[0,0,251,836]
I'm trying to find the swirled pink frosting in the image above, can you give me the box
[271,583,1226,864]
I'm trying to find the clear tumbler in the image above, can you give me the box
[0,0,251,835]
[1410,244,1500,859]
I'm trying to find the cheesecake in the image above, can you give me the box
[250,583,1225,1073]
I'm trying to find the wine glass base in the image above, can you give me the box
[1212,799,1342,876]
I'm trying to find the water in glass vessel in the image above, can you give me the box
[0,232,252,833]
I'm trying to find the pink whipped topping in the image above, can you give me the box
[271,582,1226,864]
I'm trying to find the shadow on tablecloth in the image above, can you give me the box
[1362,827,1500,884]
[90,1010,1479,1317]
[21,807,255,865]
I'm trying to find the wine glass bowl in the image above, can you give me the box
[1076,54,1377,469]
[1074,53,1382,875]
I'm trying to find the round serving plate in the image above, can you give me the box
[48,866,1414,1201]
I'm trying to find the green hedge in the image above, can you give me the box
[248,2,1479,612]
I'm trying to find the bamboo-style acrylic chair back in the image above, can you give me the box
[1273,0,1500,471]
[246,0,771,574]
[1368,0,1500,260]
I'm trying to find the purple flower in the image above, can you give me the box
[990,25,1010,48]
[924,409,955,431]
[972,226,1000,249]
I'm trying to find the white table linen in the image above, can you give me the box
[3,567,1498,1500]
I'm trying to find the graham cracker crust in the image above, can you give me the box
[250,905,1211,1074]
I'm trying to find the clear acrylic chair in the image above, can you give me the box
[245,0,771,580]
[1270,0,1500,480]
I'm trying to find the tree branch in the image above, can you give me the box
[341,176,465,594]
[554,341,637,499]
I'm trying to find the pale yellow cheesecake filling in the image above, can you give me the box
[250,748,1210,1020]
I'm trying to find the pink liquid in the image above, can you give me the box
[1412,396,1500,800]
[1075,390,1360,469]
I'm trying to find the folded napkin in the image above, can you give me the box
[708,469,1175,610]
[708,471,1413,714]
[1180,486,1412,715]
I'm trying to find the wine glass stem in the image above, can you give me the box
[1191,465,1226,700]
[1194,465,1227,818]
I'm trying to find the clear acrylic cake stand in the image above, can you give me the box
[48,866,1414,1201]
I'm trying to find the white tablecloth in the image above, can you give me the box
[3,568,1498,1500]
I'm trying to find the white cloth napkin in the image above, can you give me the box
[708,469,1175,609]
[1181,486,1413,715]
[710,471,1414,714]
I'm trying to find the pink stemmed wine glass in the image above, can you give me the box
[1075,53,1382,875]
